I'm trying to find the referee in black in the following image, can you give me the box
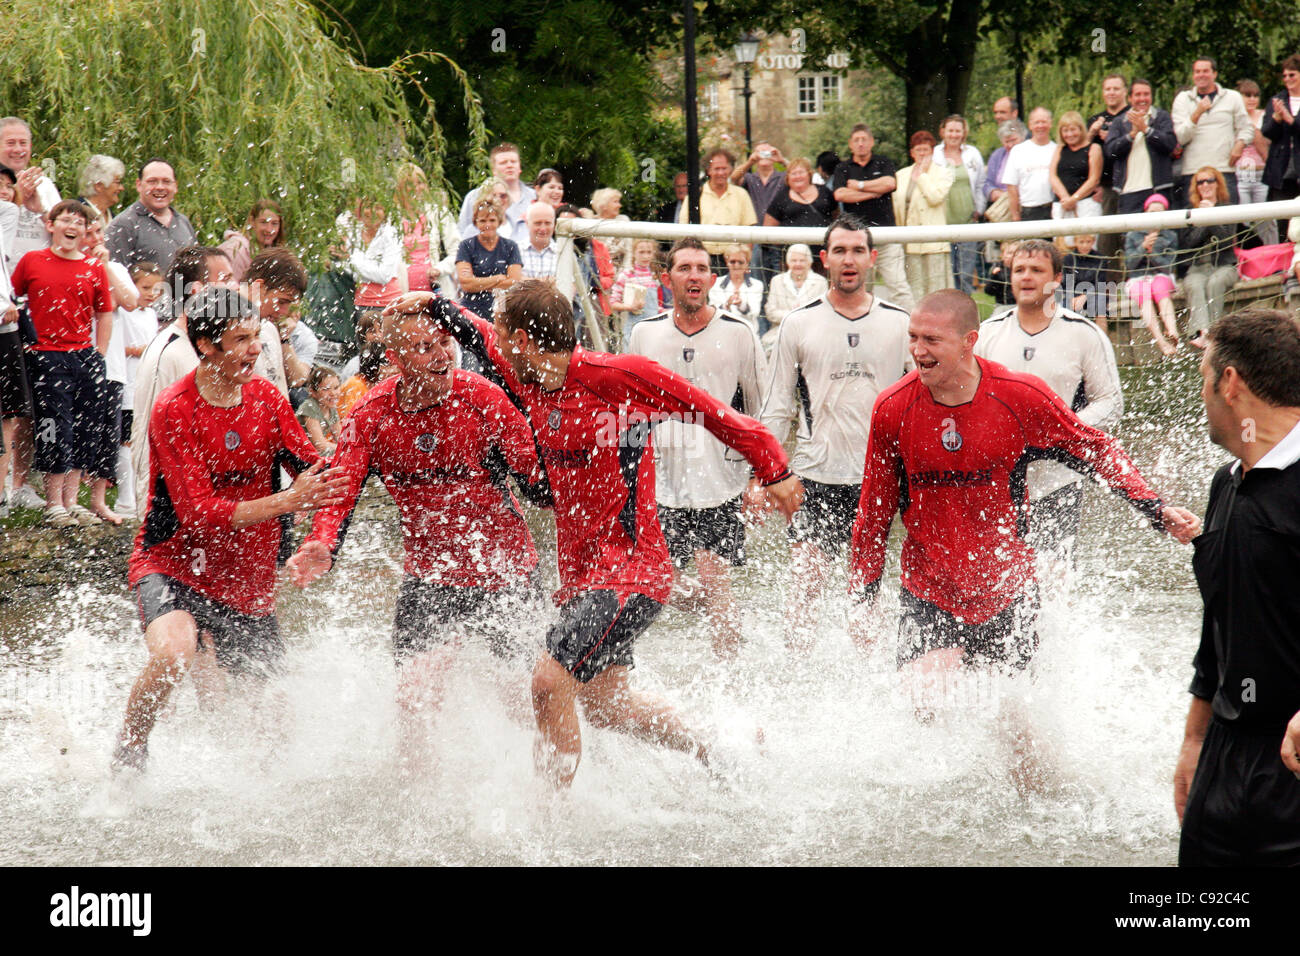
[1176,308,1300,866]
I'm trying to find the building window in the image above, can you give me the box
[797,73,840,116]
[700,81,719,121]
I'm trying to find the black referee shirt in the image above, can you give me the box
[1190,442,1300,733]
[831,155,898,228]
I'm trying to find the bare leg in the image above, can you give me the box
[187,637,224,710]
[11,417,34,492]
[1141,300,1176,356]
[60,469,83,510]
[1158,297,1180,344]
[117,609,200,755]
[395,644,458,775]
[786,541,828,652]
[906,647,964,722]
[531,655,583,788]
[1000,696,1048,797]
[578,664,705,758]
[0,417,12,504]
[90,477,124,524]
[43,471,70,510]
[695,549,741,659]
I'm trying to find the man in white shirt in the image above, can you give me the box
[0,116,61,511]
[628,238,768,658]
[457,142,536,246]
[758,215,912,650]
[975,239,1123,573]
[1005,107,1058,221]
[1171,57,1254,205]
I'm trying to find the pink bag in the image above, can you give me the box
[1235,242,1295,280]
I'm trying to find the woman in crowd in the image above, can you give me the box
[1049,111,1103,229]
[297,366,342,457]
[338,341,394,420]
[1236,80,1274,244]
[762,157,836,270]
[983,120,1027,221]
[455,197,522,319]
[394,163,460,296]
[1261,54,1300,244]
[1181,167,1243,346]
[76,155,125,231]
[610,238,662,351]
[1124,192,1180,356]
[533,168,565,208]
[932,115,985,294]
[893,131,954,299]
[589,187,631,273]
[707,244,763,332]
[332,197,404,336]
[763,243,828,351]
[220,199,286,282]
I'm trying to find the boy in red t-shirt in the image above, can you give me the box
[9,200,114,527]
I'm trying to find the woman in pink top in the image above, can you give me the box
[219,199,286,282]
[1236,79,1274,244]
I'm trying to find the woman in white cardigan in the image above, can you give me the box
[893,130,954,300]
[931,114,986,294]
[763,244,828,351]
[707,243,764,331]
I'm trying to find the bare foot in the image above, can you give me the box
[1156,337,1178,357]
[91,504,125,526]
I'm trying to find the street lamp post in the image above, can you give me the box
[732,32,759,155]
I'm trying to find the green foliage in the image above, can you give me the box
[0,0,481,261]
[792,69,907,162]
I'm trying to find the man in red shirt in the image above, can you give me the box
[113,288,349,773]
[8,200,114,527]
[287,304,547,757]
[849,289,1200,785]
[386,282,803,787]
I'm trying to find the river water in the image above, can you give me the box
[1,360,1220,866]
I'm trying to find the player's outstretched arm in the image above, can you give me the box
[231,461,351,529]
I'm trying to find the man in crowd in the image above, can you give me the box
[833,124,914,311]
[1176,308,1300,866]
[1171,57,1253,205]
[656,172,689,224]
[993,97,1019,127]
[1105,79,1177,214]
[628,238,768,659]
[0,116,61,512]
[112,288,349,772]
[975,239,1123,574]
[106,158,197,274]
[241,247,310,394]
[731,142,788,286]
[678,149,756,271]
[759,216,910,650]
[1005,107,1057,221]
[1087,74,1131,264]
[394,281,801,788]
[457,142,535,246]
[849,289,1199,786]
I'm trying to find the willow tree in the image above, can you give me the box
[0,0,485,258]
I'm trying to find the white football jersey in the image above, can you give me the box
[760,295,911,485]
[628,309,768,509]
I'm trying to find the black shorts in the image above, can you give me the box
[788,478,859,556]
[1028,482,1083,558]
[0,329,34,420]
[27,347,111,474]
[134,573,283,678]
[91,379,123,481]
[659,496,745,569]
[546,590,663,683]
[120,408,134,446]
[392,575,539,661]
[1179,718,1300,866]
[896,586,1040,671]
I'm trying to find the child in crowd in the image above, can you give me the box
[1062,234,1108,324]
[9,200,114,527]
[1123,193,1180,356]
[297,366,341,457]
[985,240,1019,306]
[609,238,662,351]
[338,341,392,419]
[113,262,164,516]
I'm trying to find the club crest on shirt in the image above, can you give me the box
[548,408,562,431]
[847,333,860,348]
[224,429,241,450]
[1023,346,1036,361]
[415,433,438,453]
[682,347,695,363]
[940,417,962,452]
